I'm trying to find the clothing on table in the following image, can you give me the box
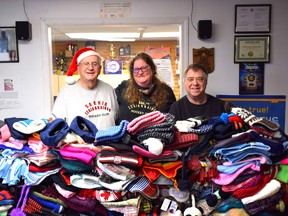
[52,80,119,130]
[169,94,226,121]
[115,80,176,123]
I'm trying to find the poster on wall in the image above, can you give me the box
[239,62,264,94]
[0,76,22,108]
[145,47,174,89]
[104,59,122,74]
[217,95,286,131]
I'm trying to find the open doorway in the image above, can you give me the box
[40,17,189,115]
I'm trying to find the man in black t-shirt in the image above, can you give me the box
[169,63,225,121]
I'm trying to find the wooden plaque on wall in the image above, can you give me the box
[193,47,214,73]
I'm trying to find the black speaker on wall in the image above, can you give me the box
[16,21,32,41]
[198,20,212,39]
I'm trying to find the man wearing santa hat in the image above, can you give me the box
[51,47,119,130]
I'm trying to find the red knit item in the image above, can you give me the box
[228,115,243,123]
[29,161,61,172]
[24,197,42,214]
[164,130,198,150]
[233,174,272,199]
[142,160,182,189]
[0,190,13,200]
[222,173,262,192]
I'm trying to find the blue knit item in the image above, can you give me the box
[187,117,223,134]
[217,161,251,174]
[70,116,98,143]
[214,142,272,164]
[40,118,69,147]
[95,120,129,143]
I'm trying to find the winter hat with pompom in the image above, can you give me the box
[65,47,102,84]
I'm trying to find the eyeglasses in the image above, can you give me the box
[79,62,100,68]
[186,77,206,83]
[132,65,150,73]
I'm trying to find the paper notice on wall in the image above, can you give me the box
[0,76,21,108]
[100,0,131,18]
[153,59,174,89]
[145,47,174,89]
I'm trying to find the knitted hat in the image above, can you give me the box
[98,147,143,169]
[70,173,102,189]
[98,173,135,191]
[50,149,93,172]
[241,179,281,205]
[276,164,288,183]
[168,187,190,203]
[175,117,208,132]
[249,130,284,156]
[95,120,128,143]
[66,47,102,84]
[40,118,69,147]
[59,195,99,213]
[164,130,198,150]
[12,118,49,135]
[148,151,180,163]
[209,130,252,157]
[0,124,11,142]
[100,141,134,152]
[95,189,127,202]
[244,188,285,215]
[132,144,174,159]
[126,176,160,200]
[59,145,97,165]
[96,160,136,181]
[101,196,142,215]
[127,111,166,135]
[136,113,175,144]
[4,117,30,140]
[69,116,98,143]
[212,161,261,185]
[212,120,248,140]
[231,107,280,131]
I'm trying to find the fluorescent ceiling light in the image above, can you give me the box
[143,32,180,38]
[66,32,139,41]
[104,38,136,42]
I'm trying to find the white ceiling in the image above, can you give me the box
[51,24,180,41]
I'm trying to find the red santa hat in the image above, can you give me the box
[65,47,102,84]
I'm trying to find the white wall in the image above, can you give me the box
[0,0,287,131]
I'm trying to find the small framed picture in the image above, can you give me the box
[0,27,19,63]
[239,62,264,95]
[235,4,271,33]
[234,35,270,63]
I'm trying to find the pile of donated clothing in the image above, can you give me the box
[0,104,288,216]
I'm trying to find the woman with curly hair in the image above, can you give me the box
[115,52,176,123]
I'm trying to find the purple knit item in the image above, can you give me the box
[10,184,30,216]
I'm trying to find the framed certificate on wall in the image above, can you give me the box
[234,35,270,63]
[235,4,271,33]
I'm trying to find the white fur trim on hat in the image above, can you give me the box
[65,76,76,85]
[77,50,99,64]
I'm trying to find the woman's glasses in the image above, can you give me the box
[132,65,149,73]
